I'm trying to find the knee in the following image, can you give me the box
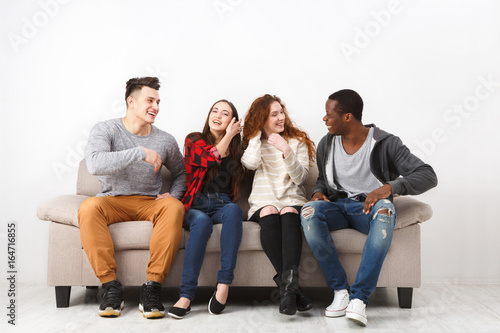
[280,206,299,215]
[259,205,279,218]
[189,214,213,234]
[373,200,395,221]
[224,203,243,220]
[300,203,318,220]
[159,197,185,217]
[78,197,103,225]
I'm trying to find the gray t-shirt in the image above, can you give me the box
[84,118,186,199]
[327,127,382,199]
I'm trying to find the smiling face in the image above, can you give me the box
[208,101,233,134]
[324,99,346,135]
[127,86,160,125]
[262,101,285,137]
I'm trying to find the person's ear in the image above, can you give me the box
[127,96,134,108]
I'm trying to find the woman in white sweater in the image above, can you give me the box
[241,94,316,315]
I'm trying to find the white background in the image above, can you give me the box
[1,0,499,286]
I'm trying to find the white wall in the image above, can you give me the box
[1,0,499,285]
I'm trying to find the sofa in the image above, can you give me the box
[37,159,433,309]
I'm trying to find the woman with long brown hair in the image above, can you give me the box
[241,94,315,315]
[168,100,244,319]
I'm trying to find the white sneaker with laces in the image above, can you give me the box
[346,298,367,326]
[325,289,349,317]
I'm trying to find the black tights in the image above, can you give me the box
[251,208,303,273]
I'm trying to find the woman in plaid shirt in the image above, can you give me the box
[168,100,244,319]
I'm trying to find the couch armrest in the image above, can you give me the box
[393,196,433,229]
[37,195,90,228]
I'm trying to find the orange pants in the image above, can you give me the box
[78,195,184,284]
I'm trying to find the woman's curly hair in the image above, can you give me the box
[242,94,315,164]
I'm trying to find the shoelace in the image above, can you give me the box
[98,284,122,306]
[143,284,161,308]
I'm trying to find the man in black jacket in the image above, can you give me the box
[301,89,437,326]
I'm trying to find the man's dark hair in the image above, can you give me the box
[328,89,363,121]
[125,77,161,102]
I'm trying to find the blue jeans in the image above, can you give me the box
[301,198,396,304]
[179,193,243,301]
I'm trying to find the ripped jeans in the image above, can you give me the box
[300,198,396,304]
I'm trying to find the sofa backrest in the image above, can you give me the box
[76,159,173,196]
[76,159,319,219]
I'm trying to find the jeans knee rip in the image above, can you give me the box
[301,206,314,219]
[373,207,393,223]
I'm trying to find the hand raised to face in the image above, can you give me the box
[226,117,242,139]
[267,133,292,158]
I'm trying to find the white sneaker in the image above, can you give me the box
[346,298,367,326]
[325,289,349,317]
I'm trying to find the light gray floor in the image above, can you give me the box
[2,283,500,332]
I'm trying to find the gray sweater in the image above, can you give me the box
[84,118,186,199]
[313,124,438,201]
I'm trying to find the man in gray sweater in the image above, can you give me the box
[301,89,437,326]
[78,77,186,319]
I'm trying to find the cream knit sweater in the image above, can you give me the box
[241,131,310,218]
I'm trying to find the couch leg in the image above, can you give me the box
[55,286,71,308]
[397,287,413,309]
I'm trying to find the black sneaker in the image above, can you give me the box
[98,280,124,317]
[139,281,165,319]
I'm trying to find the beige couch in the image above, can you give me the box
[37,160,433,308]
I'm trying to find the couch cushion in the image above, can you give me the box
[393,196,433,229]
[37,195,90,228]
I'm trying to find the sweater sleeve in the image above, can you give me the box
[185,133,221,168]
[163,138,187,200]
[84,121,145,175]
[241,132,262,170]
[386,136,438,196]
[311,135,329,197]
[282,141,309,186]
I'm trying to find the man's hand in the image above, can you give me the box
[143,147,162,172]
[311,191,330,202]
[268,133,292,158]
[156,192,172,200]
[363,184,392,214]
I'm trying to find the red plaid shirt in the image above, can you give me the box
[181,133,221,213]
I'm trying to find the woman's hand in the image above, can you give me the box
[226,118,242,139]
[268,133,292,158]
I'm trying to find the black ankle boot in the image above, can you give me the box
[296,286,313,312]
[275,272,313,312]
[273,273,285,298]
[279,269,299,315]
